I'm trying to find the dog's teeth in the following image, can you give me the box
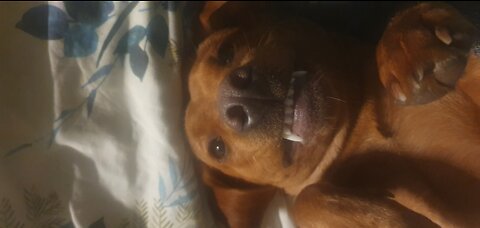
[282,71,309,140]
[292,70,308,77]
[287,91,293,98]
[285,107,293,115]
[435,26,452,45]
[284,117,293,125]
[282,131,304,143]
[286,134,303,143]
[285,98,293,106]
[287,88,294,97]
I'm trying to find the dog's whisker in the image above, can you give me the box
[258,28,275,48]
[312,69,326,81]
[258,30,269,47]
[242,31,252,53]
[327,96,347,103]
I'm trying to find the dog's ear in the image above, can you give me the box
[201,165,277,228]
[199,1,270,35]
[199,1,227,34]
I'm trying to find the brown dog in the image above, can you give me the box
[185,2,480,227]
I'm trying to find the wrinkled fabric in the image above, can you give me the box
[0,2,214,227]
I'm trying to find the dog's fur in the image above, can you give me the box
[185,2,480,227]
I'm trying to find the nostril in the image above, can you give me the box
[226,105,249,131]
[229,66,252,89]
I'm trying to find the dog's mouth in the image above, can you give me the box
[282,70,312,166]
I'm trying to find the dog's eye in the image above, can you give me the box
[217,42,234,65]
[208,137,226,160]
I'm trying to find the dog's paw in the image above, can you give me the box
[377,3,477,105]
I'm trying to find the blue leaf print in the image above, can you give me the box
[48,127,61,147]
[81,64,114,87]
[64,1,114,27]
[159,176,167,200]
[168,195,192,207]
[96,1,139,67]
[129,45,148,81]
[87,89,97,117]
[5,143,32,157]
[88,217,106,228]
[168,157,178,187]
[64,24,98,57]
[146,15,169,57]
[178,170,195,190]
[55,109,74,122]
[16,4,68,40]
[115,25,147,55]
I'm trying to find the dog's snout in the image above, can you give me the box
[229,66,253,90]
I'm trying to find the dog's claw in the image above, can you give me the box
[435,26,452,45]
[391,82,407,103]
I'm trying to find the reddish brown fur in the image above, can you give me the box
[202,166,276,227]
[186,2,480,227]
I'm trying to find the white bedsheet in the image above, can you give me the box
[0,2,214,227]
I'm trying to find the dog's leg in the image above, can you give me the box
[293,183,439,228]
[377,3,478,105]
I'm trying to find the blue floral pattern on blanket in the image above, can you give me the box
[2,1,211,227]
[17,2,113,56]
[11,1,170,153]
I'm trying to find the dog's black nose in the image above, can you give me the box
[229,65,253,90]
[223,101,264,132]
[225,105,249,131]
[219,65,266,132]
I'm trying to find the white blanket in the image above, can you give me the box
[0,2,214,227]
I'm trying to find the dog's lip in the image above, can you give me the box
[223,96,282,102]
